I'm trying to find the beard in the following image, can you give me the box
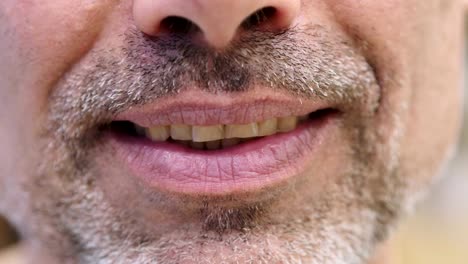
[21,24,412,263]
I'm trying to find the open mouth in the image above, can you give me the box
[104,90,340,195]
[109,108,335,151]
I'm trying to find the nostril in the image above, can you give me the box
[159,16,201,35]
[133,1,300,48]
[241,6,278,31]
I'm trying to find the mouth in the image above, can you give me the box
[111,112,323,150]
[106,90,340,195]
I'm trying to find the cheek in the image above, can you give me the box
[397,4,464,185]
[1,0,117,110]
[328,0,464,184]
[0,0,115,205]
[326,0,417,128]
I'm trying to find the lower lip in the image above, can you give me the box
[108,114,337,195]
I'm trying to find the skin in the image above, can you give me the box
[0,0,464,263]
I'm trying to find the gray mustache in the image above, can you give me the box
[49,24,377,138]
[121,25,365,98]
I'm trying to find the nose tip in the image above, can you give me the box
[133,0,300,49]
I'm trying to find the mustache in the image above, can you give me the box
[48,24,378,138]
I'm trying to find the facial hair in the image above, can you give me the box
[23,24,410,263]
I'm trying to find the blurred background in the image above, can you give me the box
[391,98,468,264]
[0,24,467,264]
[389,24,468,263]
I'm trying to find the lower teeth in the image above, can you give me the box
[173,138,250,150]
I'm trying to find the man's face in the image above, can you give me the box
[0,0,463,263]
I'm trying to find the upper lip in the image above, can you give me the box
[114,89,333,127]
[106,88,340,195]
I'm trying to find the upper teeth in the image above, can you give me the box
[145,116,305,144]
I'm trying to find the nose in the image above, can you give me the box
[133,0,300,49]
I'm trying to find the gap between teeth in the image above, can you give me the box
[144,116,308,146]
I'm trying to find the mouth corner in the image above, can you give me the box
[101,91,340,196]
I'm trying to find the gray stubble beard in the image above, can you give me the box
[20,24,411,263]
[27,113,407,264]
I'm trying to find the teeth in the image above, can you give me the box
[178,140,190,147]
[222,138,240,148]
[298,114,308,122]
[170,124,192,140]
[192,125,224,142]
[143,115,306,147]
[206,140,221,150]
[147,125,170,141]
[277,116,298,132]
[190,141,205,150]
[225,123,259,139]
[258,118,278,136]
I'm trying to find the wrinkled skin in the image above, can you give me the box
[0,1,464,263]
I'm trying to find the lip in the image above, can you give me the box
[108,89,339,196]
[114,89,331,126]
